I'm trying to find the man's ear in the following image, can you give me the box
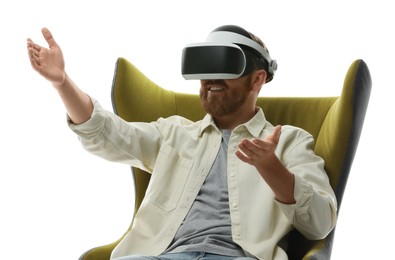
[252,69,267,91]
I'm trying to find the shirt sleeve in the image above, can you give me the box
[274,128,338,240]
[67,98,162,172]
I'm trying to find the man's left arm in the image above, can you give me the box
[236,125,337,239]
[236,125,296,204]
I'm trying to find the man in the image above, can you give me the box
[27,25,337,260]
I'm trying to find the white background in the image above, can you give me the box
[1,0,393,259]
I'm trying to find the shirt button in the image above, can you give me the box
[232,201,238,208]
[230,172,236,177]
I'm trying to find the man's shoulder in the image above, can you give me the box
[278,125,314,143]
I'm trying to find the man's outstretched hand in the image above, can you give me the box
[236,125,282,169]
[26,28,93,125]
[27,28,66,88]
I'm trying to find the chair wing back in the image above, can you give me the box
[285,59,371,259]
[80,58,371,260]
[315,60,371,199]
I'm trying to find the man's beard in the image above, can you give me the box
[200,76,252,117]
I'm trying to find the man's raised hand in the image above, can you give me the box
[235,125,282,169]
[27,28,66,88]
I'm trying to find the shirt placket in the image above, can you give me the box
[227,133,243,243]
[164,131,223,243]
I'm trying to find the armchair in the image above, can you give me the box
[79,58,371,260]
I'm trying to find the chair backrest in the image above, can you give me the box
[111,58,371,259]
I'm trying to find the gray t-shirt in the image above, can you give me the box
[166,130,247,257]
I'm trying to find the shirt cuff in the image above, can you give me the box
[275,174,314,221]
[67,98,106,140]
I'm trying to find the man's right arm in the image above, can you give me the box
[27,27,93,124]
[54,75,93,125]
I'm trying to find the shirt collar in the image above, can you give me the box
[198,113,218,136]
[198,107,267,137]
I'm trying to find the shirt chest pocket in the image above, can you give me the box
[146,144,193,212]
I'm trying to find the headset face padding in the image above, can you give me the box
[181,26,277,82]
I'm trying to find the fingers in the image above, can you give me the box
[249,125,281,149]
[26,27,54,70]
[235,126,282,165]
[235,150,251,164]
[236,139,261,165]
[27,38,42,69]
[27,40,41,56]
[238,139,256,156]
[267,125,282,144]
[41,27,58,48]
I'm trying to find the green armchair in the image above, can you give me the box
[79,58,371,260]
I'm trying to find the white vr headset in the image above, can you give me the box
[181,30,277,82]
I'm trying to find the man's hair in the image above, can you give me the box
[241,31,272,81]
[212,25,273,82]
[245,32,269,69]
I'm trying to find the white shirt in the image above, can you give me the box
[69,99,337,260]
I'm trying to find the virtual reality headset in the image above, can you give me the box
[181,30,277,82]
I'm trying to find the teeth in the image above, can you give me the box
[209,87,224,91]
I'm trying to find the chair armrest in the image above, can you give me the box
[302,231,335,260]
[79,241,118,260]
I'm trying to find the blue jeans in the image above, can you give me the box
[113,252,257,260]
